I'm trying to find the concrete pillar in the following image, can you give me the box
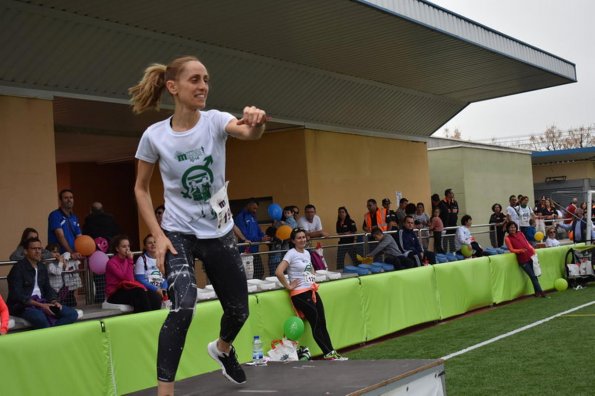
[0,95,57,260]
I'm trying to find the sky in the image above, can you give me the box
[427,0,595,142]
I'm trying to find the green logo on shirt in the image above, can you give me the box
[181,156,214,202]
[176,147,206,162]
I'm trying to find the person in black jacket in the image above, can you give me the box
[395,216,436,265]
[336,206,358,269]
[82,201,119,303]
[82,202,120,243]
[7,237,78,329]
[489,203,506,248]
[438,188,459,252]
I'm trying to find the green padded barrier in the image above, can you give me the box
[489,246,574,303]
[247,289,296,355]
[0,321,112,396]
[103,309,166,395]
[105,296,259,395]
[433,257,493,319]
[1,245,581,395]
[535,245,572,290]
[316,278,366,349]
[488,253,534,303]
[359,267,440,341]
[315,278,366,354]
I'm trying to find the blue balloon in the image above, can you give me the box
[268,203,282,221]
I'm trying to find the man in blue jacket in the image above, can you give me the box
[558,208,595,243]
[235,199,270,278]
[48,189,82,258]
[396,216,436,266]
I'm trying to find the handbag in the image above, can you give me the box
[241,253,254,279]
[531,255,541,277]
[63,259,82,290]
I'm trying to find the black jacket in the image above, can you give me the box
[83,211,120,240]
[570,218,588,243]
[438,199,459,228]
[7,258,57,314]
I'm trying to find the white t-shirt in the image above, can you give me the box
[545,238,560,247]
[518,206,532,227]
[507,205,520,226]
[134,254,164,288]
[556,210,565,226]
[298,215,322,233]
[455,226,473,251]
[32,267,41,298]
[135,110,235,238]
[282,248,315,290]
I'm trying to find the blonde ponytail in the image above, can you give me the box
[129,56,201,114]
[128,63,167,114]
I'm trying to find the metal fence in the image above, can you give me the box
[0,221,571,307]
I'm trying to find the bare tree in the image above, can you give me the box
[482,124,594,150]
[530,124,594,151]
[566,126,595,148]
[443,127,462,140]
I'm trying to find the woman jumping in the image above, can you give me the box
[131,55,267,395]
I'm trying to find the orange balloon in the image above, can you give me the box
[276,225,292,241]
[75,235,96,256]
[568,231,573,241]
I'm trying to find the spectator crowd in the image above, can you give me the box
[1,187,590,335]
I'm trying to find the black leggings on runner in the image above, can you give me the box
[157,230,249,382]
[291,291,334,355]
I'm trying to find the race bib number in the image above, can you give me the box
[209,181,232,229]
[148,270,163,287]
[303,271,316,284]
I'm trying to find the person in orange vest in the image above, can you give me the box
[363,199,387,233]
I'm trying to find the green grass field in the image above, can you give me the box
[346,286,595,395]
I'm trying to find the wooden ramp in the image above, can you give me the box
[130,359,446,395]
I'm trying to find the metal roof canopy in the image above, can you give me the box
[0,0,577,139]
[532,147,595,165]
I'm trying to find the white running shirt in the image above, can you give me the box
[507,205,520,226]
[135,110,235,238]
[518,206,532,227]
[282,248,315,290]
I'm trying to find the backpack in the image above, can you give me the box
[310,250,327,271]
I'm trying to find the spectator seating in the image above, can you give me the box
[101,301,133,313]
[9,309,84,331]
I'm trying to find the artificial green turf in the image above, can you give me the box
[347,286,595,395]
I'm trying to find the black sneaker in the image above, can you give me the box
[207,340,246,384]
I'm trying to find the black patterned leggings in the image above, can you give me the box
[157,230,249,382]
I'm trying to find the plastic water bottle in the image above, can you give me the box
[252,335,264,365]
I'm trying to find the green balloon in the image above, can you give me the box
[461,245,473,258]
[554,278,568,291]
[284,316,305,340]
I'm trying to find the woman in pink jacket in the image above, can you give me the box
[504,222,547,298]
[105,235,161,312]
[0,294,9,335]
